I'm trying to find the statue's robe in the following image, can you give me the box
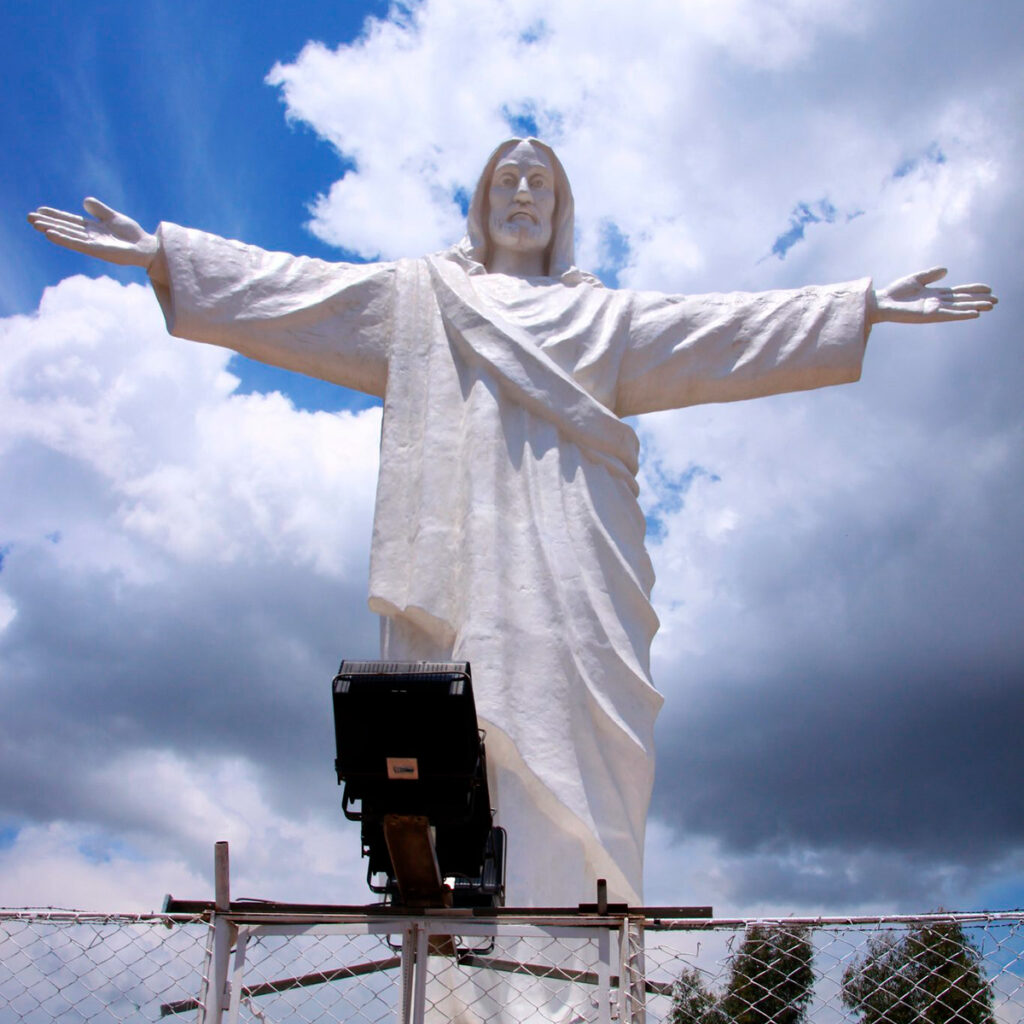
[152,223,870,905]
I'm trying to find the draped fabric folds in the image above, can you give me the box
[152,221,870,904]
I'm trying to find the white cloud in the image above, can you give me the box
[0,590,15,634]
[0,822,204,913]
[1,275,379,578]
[266,0,872,272]
[0,760,369,911]
[121,391,380,573]
[86,749,369,904]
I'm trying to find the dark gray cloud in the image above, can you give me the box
[653,665,1024,857]
[0,533,378,818]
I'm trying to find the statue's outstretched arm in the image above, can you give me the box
[28,198,165,280]
[869,267,997,324]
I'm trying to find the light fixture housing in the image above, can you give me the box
[332,660,505,907]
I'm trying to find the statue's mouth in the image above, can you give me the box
[509,209,537,223]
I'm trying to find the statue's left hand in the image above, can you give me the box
[870,267,997,324]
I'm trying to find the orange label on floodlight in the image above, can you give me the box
[387,757,419,780]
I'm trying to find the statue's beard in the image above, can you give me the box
[488,213,552,257]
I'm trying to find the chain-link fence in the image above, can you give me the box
[643,914,1024,1024]
[1,909,1022,1023]
[0,912,209,1024]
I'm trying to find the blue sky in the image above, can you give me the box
[3,0,385,410]
[2,0,1022,915]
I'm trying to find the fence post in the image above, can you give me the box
[621,915,646,1024]
[398,924,415,1024]
[411,923,430,1024]
[202,841,233,1024]
[595,923,613,1024]
[617,918,629,1024]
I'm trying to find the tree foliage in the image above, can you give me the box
[670,965,728,1024]
[722,925,815,1024]
[670,924,814,1024]
[841,919,994,1024]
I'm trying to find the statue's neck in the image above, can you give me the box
[486,247,547,278]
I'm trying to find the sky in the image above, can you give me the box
[1,0,1022,917]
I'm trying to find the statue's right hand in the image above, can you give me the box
[28,198,159,268]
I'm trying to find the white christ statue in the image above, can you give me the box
[29,138,996,910]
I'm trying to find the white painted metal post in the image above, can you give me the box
[225,928,249,1024]
[621,916,647,1024]
[412,923,430,1024]
[596,926,613,1024]
[399,924,415,1024]
[618,919,630,1024]
[204,841,233,1024]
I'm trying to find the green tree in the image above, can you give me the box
[721,924,814,1024]
[841,919,994,1024]
[669,966,727,1024]
[669,925,814,1024]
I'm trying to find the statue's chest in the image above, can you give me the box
[475,278,630,408]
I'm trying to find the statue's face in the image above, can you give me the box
[487,141,556,261]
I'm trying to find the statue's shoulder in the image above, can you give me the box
[561,268,605,289]
[427,244,479,275]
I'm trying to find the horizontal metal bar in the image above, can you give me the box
[160,956,401,1015]
[161,897,710,920]
[123,903,1024,931]
[0,910,202,925]
[646,912,1020,930]
[629,907,713,919]
[242,956,402,999]
[455,956,674,997]
[458,954,605,986]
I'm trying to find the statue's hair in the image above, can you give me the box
[453,138,595,284]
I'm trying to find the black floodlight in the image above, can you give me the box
[331,660,505,907]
